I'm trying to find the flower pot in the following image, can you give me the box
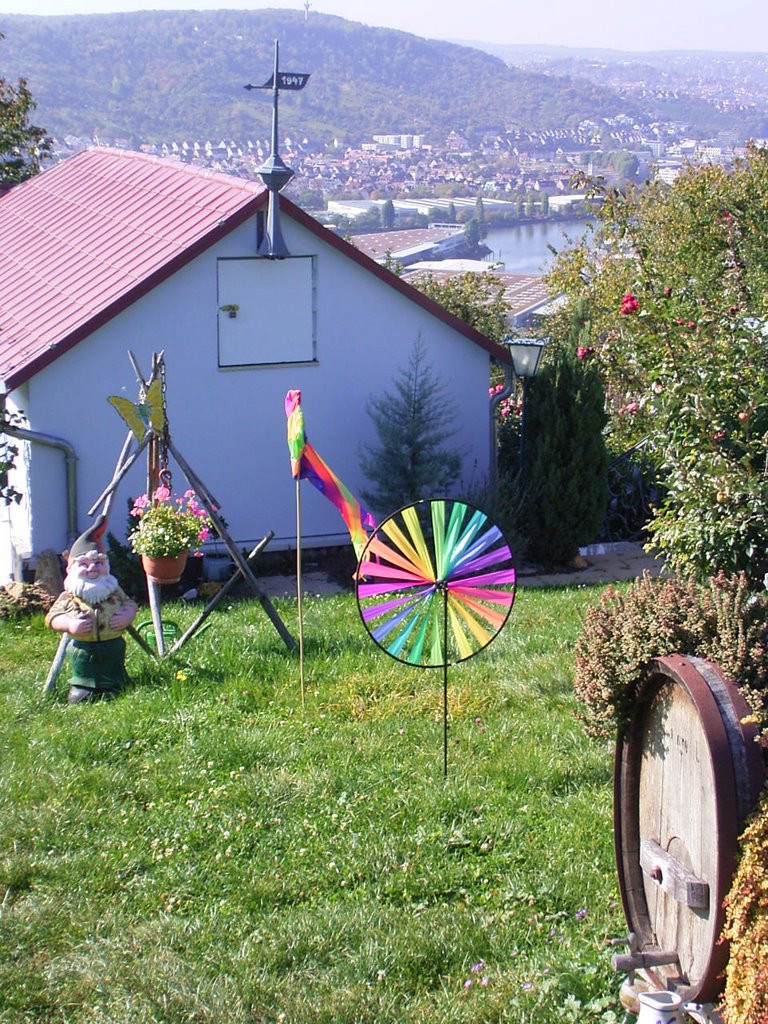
[203,552,233,582]
[141,552,188,585]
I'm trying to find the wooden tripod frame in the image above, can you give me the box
[43,351,295,691]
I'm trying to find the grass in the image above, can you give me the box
[0,583,627,1024]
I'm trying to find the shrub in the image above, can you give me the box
[521,345,608,566]
[572,571,768,738]
[547,148,768,584]
[721,790,768,1024]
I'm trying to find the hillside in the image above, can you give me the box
[0,8,641,145]
[471,42,768,141]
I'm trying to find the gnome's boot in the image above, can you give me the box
[68,685,100,704]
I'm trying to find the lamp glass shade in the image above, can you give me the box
[505,338,548,379]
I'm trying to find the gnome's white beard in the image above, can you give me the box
[65,571,120,606]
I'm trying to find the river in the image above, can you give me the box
[482,217,592,275]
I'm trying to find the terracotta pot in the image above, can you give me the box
[141,551,188,585]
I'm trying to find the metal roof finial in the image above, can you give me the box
[245,41,310,258]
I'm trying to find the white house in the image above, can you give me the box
[0,148,511,583]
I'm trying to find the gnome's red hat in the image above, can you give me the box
[67,514,109,564]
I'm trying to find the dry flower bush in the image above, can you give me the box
[722,790,768,1024]
[573,571,768,739]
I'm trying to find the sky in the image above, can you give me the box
[0,0,766,53]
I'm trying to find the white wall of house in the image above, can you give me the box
[2,211,494,581]
[0,387,34,582]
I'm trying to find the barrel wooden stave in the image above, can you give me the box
[614,654,765,1003]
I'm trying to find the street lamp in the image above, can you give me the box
[504,336,548,473]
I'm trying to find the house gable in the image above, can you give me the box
[0,148,509,393]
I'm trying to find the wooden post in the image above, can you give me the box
[167,532,274,656]
[296,478,305,706]
[126,623,160,661]
[168,440,296,652]
[42,633,71,693]
[147,578,166,655]
[86,434,150,516]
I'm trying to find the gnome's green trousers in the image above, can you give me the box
[68,637,128,693]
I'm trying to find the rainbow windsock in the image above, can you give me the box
[285,390,376,559]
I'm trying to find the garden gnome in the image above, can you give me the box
[45,516,137,704]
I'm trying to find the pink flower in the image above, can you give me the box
[130,494,150,516]
[620,293,639,315]
[576,345,595,360]
[153,485,171,503]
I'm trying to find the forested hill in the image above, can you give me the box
[0,8,639,144]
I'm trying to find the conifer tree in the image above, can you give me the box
[474,196,487,240]
[380,198,395,229]
[522,344,608,566]
[359,340,462,516]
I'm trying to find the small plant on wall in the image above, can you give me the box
[218,303,240,318]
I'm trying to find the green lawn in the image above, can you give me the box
[0,584,626,1024]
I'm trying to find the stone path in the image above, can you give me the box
[517,541,667,588]
[256,542,666,598]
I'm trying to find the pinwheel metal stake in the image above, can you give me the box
[356,498,517,776]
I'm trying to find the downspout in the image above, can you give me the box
[489,361,515,485]
[1,413,79,545]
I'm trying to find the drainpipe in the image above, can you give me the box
[1,417,79,545]
[489,362,515,485]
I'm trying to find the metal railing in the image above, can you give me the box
[598,438,661,544]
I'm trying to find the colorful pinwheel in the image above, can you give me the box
[356,499,517,775]
[356,498,516,668]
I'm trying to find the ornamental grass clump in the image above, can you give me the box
[573,571,768,739]
[128,485,212,558]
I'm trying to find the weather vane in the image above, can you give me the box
[245,41,310,257]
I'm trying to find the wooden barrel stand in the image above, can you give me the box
[614,654,765,1003]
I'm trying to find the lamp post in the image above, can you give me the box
[505,337,548,474]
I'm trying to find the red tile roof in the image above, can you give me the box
[0,149,265,391]
[0,148,509,392]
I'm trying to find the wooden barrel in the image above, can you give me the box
[614,654,765,1002]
